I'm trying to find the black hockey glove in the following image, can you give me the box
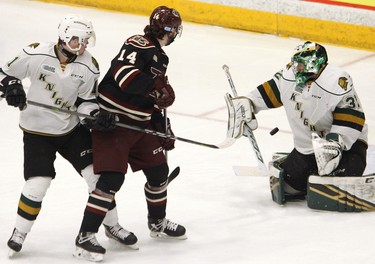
[2,76,27,110]
[82,109,118,131]
[151,112,175,151]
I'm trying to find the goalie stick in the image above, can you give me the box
[27,100,235,149]
[222,65,268,175]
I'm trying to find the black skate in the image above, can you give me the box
[103,223,139,250]
[7,228,27,257]
[73,232,106,262]
[148,216,187,240]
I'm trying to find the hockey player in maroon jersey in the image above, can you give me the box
[74,6,186,261]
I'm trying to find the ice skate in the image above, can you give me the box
[73,232,105,262]
[103,223,139,250]
[148,216,187,240]
[7,228,27,258]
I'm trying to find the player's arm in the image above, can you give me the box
[76,55,100,116]
[110,36,175,108]
[313,74,365,175]
[246,69,284,113]
[110,36,155,96]
[224,69,285,138]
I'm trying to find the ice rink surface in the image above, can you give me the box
[1,0,375,263]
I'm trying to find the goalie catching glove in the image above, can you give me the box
[312,132,344,175]
[224,93,257,139]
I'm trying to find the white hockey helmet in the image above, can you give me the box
[58,14,96,52]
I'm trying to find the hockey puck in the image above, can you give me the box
[270,127,279,136]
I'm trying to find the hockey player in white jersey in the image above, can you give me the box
[0,14,138,258]
[227,41,368,206]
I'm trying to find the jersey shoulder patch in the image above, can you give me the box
[23,42,53,55]
[91,56,99,71]
[27,43,40,49]
[125,35,155,49]
[316,65,353,96]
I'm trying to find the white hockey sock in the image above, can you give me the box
[103,206,119,226]
[15,176,52,233]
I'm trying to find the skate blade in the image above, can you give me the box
[107,238,139,250]
[150,232,188,240]
[73,247,104,262]
[8,249,18,258]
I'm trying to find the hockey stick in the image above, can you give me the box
[167,166,180,185]
[222,65,268,175]
[163,108,168,161]
[27,100,234,149]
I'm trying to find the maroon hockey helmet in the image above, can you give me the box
[149,6,182,37]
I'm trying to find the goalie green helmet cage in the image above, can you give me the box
[291,41,328,89]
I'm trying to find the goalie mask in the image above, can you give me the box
[147,6,183,44]
[291,41,328,92]
[58,14,96,54]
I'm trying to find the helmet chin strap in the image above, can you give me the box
[58,42,78,58]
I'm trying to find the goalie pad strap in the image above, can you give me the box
[307,175,375,212]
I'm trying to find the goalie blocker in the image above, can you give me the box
[269,153,375,211]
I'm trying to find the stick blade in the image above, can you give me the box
[232,166,265,176]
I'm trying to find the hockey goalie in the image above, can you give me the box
[226,41,373,212]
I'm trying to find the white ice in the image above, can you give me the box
[1,0,375,263]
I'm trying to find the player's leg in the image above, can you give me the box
[131,134,186,239]
[8,132,56,257]
[61,126,138,250]
[269,150,317,204]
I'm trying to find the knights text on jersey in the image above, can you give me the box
[0,42,100,135]
[248,64,367,154]
[97,34,169,128]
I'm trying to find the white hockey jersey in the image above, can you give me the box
[247,64,367,154]
[0,42,100,135]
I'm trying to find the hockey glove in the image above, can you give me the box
[82,109,118,131]
[151,113,175,151]
[312,132,344,176]
[225,93,257,139]
[152,75,175,109]
[2,76,27,110]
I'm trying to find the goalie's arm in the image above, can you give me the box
[245,70,285,114]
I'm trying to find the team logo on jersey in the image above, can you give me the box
[338,77,348,91]
[27,43,40,49]
[128,35,149,47]
[153,55,158,62]
[92,57,99,71]
[42,64,56,73]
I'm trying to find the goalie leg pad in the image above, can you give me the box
[269,171,285,205]
[307,174,375,212]
[269,152,290,204]
[269,152,307,205]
